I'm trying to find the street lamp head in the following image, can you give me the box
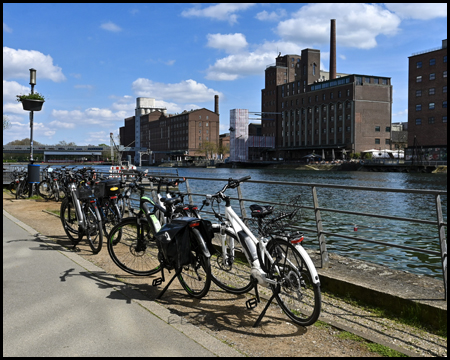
[29,68,37,85]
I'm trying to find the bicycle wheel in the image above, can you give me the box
[209,228,254,294]
[84,202,103,254]
[38,180,53,200]
[16,181,28,199]
[100,200,122,239]
[53,182,60,202]
[60,197,79,243]
[8,181,17,196]
[177,228,211,299]
[265,238,321,327]
[107,217,161,276]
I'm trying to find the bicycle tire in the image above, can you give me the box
[209,227,254,295]
[38,180,53,200]
[177,227,211,299]
[100,200,122,239]
[107,217,161,276]
[265,238,321,327]
[53,182,60,202]
[84,202,103,254]
[16,181,27,199]
[60,197,79,243]
[8,181,17,196]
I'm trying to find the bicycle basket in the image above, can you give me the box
[248,195,302,238]
[94,179,120,198]
[76,184,94,200]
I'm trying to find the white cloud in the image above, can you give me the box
[51,107,128,127]
[206,33,248,54]
[276,3,401,49]
[3,47,66,82]
[3,80,30,102]
[181,3,256,25]
[74,84,94,90]
[100,21,122,32]
[255,9,287,22]
[384,3,447,20]
[3,22,12,33]
[131,78,223,103]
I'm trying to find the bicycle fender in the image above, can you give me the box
[191,228,211,258]
[294,244,320,286]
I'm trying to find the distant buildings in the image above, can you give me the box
[260,19,393,161]
[120,96,220,164]
[407,39,447,161]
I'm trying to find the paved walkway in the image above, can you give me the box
[3,211,243,357]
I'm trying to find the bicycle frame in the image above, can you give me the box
[218,195,320,288]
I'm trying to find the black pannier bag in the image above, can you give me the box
[94,179,120,199]
[155,218,193,269]
[197,219,216,256]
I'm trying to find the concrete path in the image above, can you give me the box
[3,211,243,357]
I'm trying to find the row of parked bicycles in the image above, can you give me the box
[8,165,322,327]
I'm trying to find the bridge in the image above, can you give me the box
[3,145,109,162]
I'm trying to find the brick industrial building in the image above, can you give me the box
[120,96,220,164]
[407,39,447,161]
[261,19,393,161]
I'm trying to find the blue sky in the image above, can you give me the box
[3,3,447,146]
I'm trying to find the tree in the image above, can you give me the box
[200,141,217,159]
[7,138,46,146]
[217,143,230,159]
[56,140,77,146]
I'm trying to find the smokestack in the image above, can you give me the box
[330,19,336,80]
[214,95,219,115]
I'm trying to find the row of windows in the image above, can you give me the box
[415,86,447,96]
[416,55,447,68]
[416,71,447,82]
[415,116,448,125]
[283,114,352,124]
[280,99,352,110]
[281,88,351,100]
[355,76,388,85]
[415,101,447,110]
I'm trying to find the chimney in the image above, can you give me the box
[330,19,336,80]
[214,95,219,115]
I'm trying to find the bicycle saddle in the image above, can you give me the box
[250,204,274,218]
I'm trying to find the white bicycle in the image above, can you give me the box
[206,176,321,327]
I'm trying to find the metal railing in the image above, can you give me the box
[180,176,447,299]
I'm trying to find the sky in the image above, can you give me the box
[3,3,447,146]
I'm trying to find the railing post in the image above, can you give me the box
[237,184,247,223]
[435,194,447,299]
[184,178,193,205]
[312,186,329,268]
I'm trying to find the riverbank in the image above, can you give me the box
[2,190,446,356]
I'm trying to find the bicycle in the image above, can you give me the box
[205,176,321,327]
[59,169,103,254]
[107,182,212,299]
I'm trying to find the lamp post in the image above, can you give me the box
[27,68,40,197]
[29,68,36,164]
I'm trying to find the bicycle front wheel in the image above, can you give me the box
[107,217,160,276]
[84,202,103,254]
[266,238,321,327]
[38,180,53,200]
[177,228,211,299]
[210,228,253,294]
[60,197,79,243]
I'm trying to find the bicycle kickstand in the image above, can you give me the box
[252,283,279,328]
[154,267,182,300]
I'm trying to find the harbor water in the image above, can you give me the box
[33,165,449,279]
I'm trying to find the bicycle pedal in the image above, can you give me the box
[152,278,163,287]
[246,298,258,310]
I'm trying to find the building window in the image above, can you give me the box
[338,91,342,98]
[416,104,422,111]
[385,126,391,132]
[373,77,379,84]
[443,101,447,108]
[416,75,422,82]
[444,55,447,63]
[444,86,447,93]
[416,90,422,96]
[429,102,435,109]
[375,138,380,144]
[365,77,370,83]
[443,116,447,123]
[429,73,435,80]
[346,126,351,132]
[356,76,362,85]
[429,88,435,95]
[330,92,334,99]
[375,126,380,132]
[385,139,390,145]
[415,118,422,125]
[429,58,436,66]
[428,117,435,124]
[444,71,447,78]
[382,78,388,85]
[416,61,422,68]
